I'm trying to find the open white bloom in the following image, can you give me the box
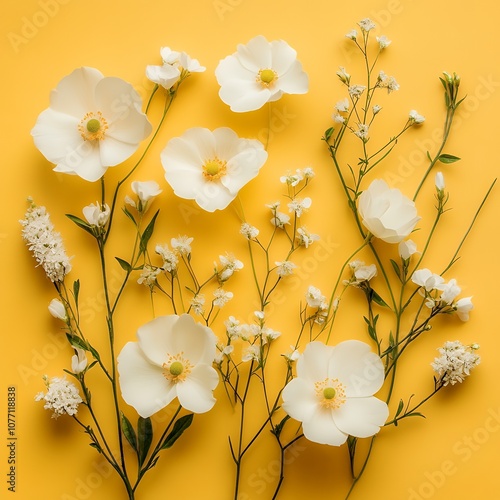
[409,110,425,124]
[215,35,309,112]
[161,127,267,212]
[131,181,162,213]
[71,348,88,374]
[354,264,377,283]
[82,201,110,227]
[282,341,388,446]
[411,269,444,292]
[240,222,259,240]
[20,201,72,282]
[48,299,67,321]
[345,29,358,40]
[275,260,297,277]
[242,344,261,363]
[333,114,345,124]
[432,341,480,386]
[305,286,326,308]
[137,265,161,288]
[146,47,205,89]
[171,235,193,255]
[271,210,291,228]
[283,346,300,363]
[296,227,319,248]
[225,316,242,340]
[118,314,219,417]
[214,344,234,364]
[155,244,179,272]
[213,288,233,307]
[358,179,420,244]
[335,98,349,113]
[31,67,152,182]
[372,104,382,115]
[358,18,376,31]
[288,197,312,217]
[354,123,369,141]
[455,297,473,321]
[348,84,366,98]
[437,279,461,304]
[376,35,391,49]
[35,375,82,419]
[191,295,205,315]
[398,239,418,260]
[378,71,400,93]
[218,254,244,281]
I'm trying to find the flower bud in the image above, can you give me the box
[435,171,445,191]
[48,299,67,321]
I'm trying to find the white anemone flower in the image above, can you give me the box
[161,127,268,212]
[31,67,152,182]
[215,35,309,112]
[118,314,219,418]
[282,340,388,446]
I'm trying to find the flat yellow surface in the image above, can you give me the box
[2,0,500,499]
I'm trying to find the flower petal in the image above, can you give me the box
[270,39,298,75]
[297,341,334,382]
[302,407,348,446]
[329,340,385,397]
[99,137,139,167]
[219,81,271,112]
[117,342,176,418]
[137,315,180,366]
[333,396,389,438]
[277,61,309,95]
[176,364,219,413]
[237,35,272,72]
[281,377,317,423]
[222,146,267,195]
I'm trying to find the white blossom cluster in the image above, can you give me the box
[432,341,480,386]
[20,201,72,282]
[35,375,83,418]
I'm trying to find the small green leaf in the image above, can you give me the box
[371,290,388,308]
[115,257,132,272]
[272,414,290,438]
[161,414,194,450]
[138,416,153,467]
[122,207,138,226]
[390,259,401,280]
[73,279,80,306]
[406,412,426,419]
[324,127,334,141]
[395,399,404,417]
[121,412,138,452]
[140,210,160,254]
[438,153,461,164]
[66,214,95,236]
[66,333,87,351]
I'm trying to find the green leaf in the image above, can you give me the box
[138,416,153,467]
[371,290,388,308]
[160,414,194,450]
[122,206,138,226]
[395,399,404,417]
[390,259,401,280]
[140,210,160,254]
[66,333,87,351]
[73,279,80,306]
[438,153,461,164]
[324,127,334,141]
[121,412,138,452]
[115,257,132,273]
[66,214,95,237]
[406,412,426,419]
[272,414,290,438]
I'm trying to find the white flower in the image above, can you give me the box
[302,167,315,179]
[333,114,345,124]
[455,297,473,321]
[282,341,388,446]
[358,179,421,244]
[155,244,179,272]
[345,29,358,40]
[335,98,349,113]
[336,67,351,84]
[275,261,297,277]
[171,235,193,255]
[146,47,205,89]
[376,35,391,49]
[296,227,319,248]
[191,295,205,315]
[214,344,234,364]
[218,254,244,281]
[137,265,161,288]
[117,314,219,417]
[432,341,480,386]
[225,316,242,339]
[71,348,88,374]
[378,71,400,93]
[358,18,376,31]
[161,127,267,212]
[242,345,261,363]
[280,169,304,187]
[283,346,300,362]
[213,289,233,307]
[437,279,461,304]
[354,123,369,141]
[82,201,110,227]
[288,197,312,217]
[271,211,291,228]
[305,286,326,308]
[215,35,309,112]
[354,264,377,283]
[398,239,418,260]
[411,269,444,292]
[20,201,72,282]
[240,222,259,240]
[48,299,67,321]
[348,85,366,98]
[372,104,382,115]
[435,172,445,191]
[35,375,82,418]
[31,67,152,182]
[131,181,162,213]
[409,110,425,124]
[262,326,281,343]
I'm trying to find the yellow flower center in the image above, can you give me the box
[78,111,108,141]
[162,353,192,383]
[202,158,227,181]
[258,68,278,86]
[315,378,346,409]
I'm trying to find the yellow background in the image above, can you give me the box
[2,0,500,499]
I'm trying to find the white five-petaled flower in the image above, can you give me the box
[409,110,425,124]
[305,286,326,308]
[218,254,244,281]
[146,47,205,90]
[240,222,259,240]
[358,18,376,32]
[376,35,391,49]
[155,244,179,272]
[335,98,349,113]
[354,123,370,141]
[348,84,366,98]
[137,265,161,288]
[275,260,297,277]
[282,341,388,446]
[35,375,82,419]
[171,235,193,255]
[191,295,206,315]
[82,201,110,227]
[161,127,268,212]
[377,71,400,93]
[345,29,358,40]
[117,314,219,417]
[213,288,234,307]
[437,279,461,304]
[296,227,319,248]
[215,35,309,112]
[31,67,152,182]
[432,341,480,386]
[288,197,312,217]
[358,179,420,244]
